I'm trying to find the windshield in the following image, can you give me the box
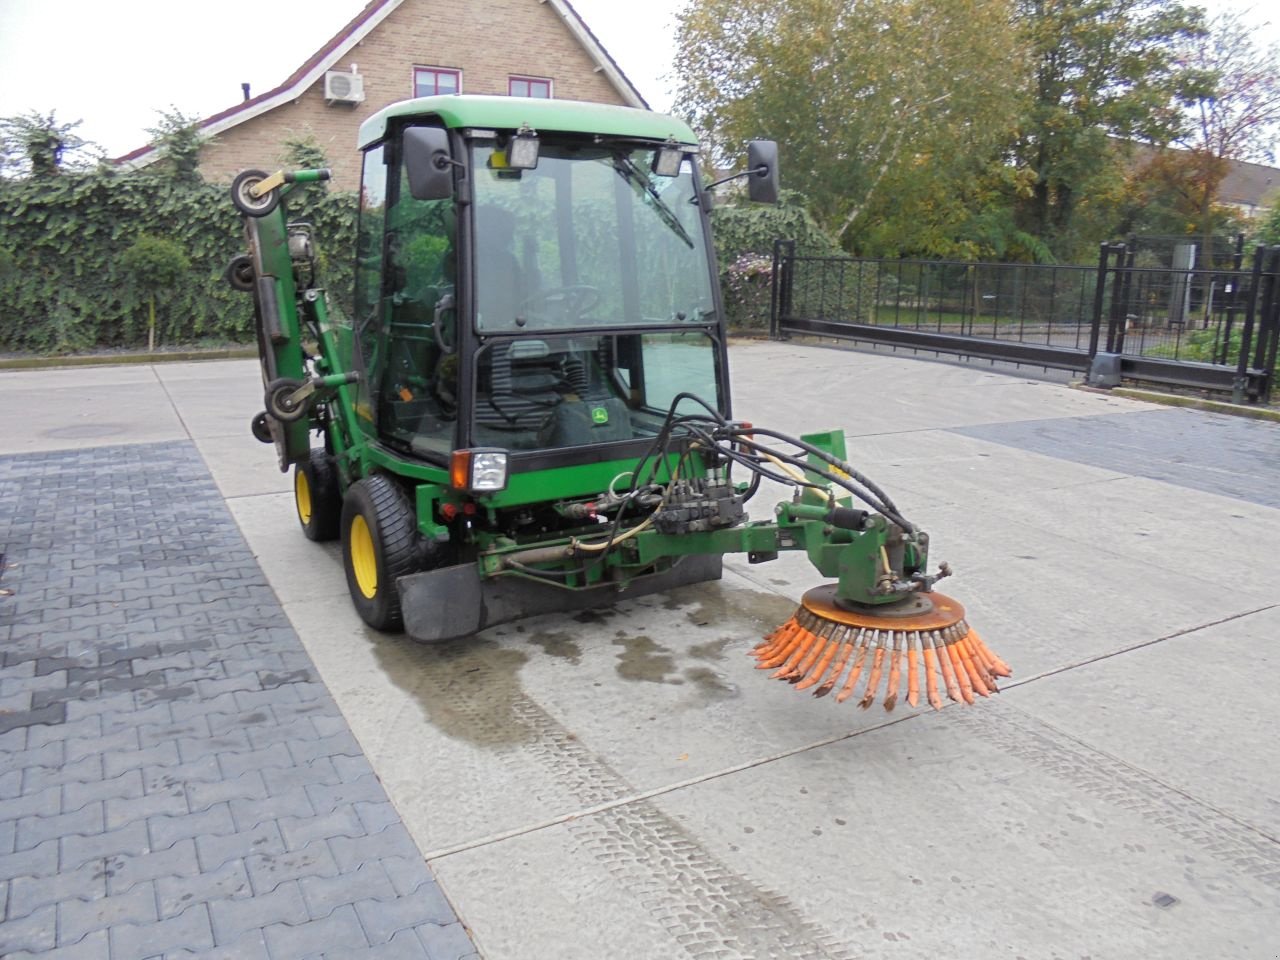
[471,141,715,332]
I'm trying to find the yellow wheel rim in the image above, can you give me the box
[295,470,313,525]
[349,514,378,599]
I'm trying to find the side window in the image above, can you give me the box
[377,148,458,455]
[354,144,388,355]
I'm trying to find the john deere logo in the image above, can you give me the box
[591,406,609,425]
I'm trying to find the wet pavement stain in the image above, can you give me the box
[528,629,582,665]
[371,633,536,748]
[681,665,737,701]
[688,636,733,662]
[612,632,683,684]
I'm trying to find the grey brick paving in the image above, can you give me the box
[0,442,472,959]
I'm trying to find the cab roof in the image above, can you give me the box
[357,95,699,150]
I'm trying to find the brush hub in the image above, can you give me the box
[800,583,966,631]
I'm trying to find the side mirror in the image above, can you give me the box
[746,140,779,204]
[403,126,454,201]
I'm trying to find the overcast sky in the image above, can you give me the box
[0,0,1273,160]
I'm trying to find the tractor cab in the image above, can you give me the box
[347,97,770,481]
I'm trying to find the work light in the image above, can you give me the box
[451,448,509,492]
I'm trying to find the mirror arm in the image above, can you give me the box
[691,164,770,205]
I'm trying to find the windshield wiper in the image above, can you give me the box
[613,156,695,250]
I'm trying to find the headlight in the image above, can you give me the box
[450,448,508,493]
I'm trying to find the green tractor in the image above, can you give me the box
[229,95,1007,709]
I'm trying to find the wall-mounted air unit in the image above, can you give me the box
[324,71,365,105]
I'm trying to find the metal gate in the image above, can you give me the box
[769,241,1280,403]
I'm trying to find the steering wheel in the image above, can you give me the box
[518,285,602,324]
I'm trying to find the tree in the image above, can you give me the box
[145,108,207,183]
[120,234,191,351]
[0,111,97,177]
[673,0,1030,256]
[1170,11,1280,266]
[1012,0,1205,256]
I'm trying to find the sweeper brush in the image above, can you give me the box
[753,586,1011,709]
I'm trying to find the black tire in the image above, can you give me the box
[341,474,419,632]
[226,254,256,292]
[250,411,273,443]
[231,169,279,217]
[265,378,308,422]
[295,450,342,542]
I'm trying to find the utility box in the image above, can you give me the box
[1087,352,1122,388]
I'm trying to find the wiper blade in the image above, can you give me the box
[613,156,695,250]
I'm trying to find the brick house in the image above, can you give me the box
[117,0,647,190]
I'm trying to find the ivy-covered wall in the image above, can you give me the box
[0,171,355,354]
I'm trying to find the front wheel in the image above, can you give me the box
[341,475,419,631]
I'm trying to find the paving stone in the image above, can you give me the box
[62,768,144,812]
[246,838,340,895]
[263,902,370,957]
[177,730,254,764]
[7,859,108,922]
[356,886,460,945]
[137,715,211,749]
[245,716,320,751]
[261,757,340,795]
[0,701,68,735]
[157,858,252,919]
[149,801,236,850]
[279,806,365,852]
[97,699,171,735]
[61,820,150,872]
[330,754,377,783]
[106,785,189,829]
[379,855,437,899]
[104,838,198,896]
[230,786,315,833]
[0,837,59,881]
[306,777,388,815]
[187,770,269,813]
[330,824,420,873]
[299,862,397,920]
[103,739,180,779]
[109,902,214,960]
[4,928,109,960]
[167,929,270,960]
[416,921,480,960]
[0,902,56,955]
[16,801,104,851]
[144,754,222,793]
[209,879,308,944]
[354,801,402,837]
[22,751,99,792]
[1,782,63,823]
[57,878,158,945]
[288,730,362,765]
[66,725,143,765]
[0,740,62,778]
[328,928,431,960]
[195,821,286,873]
[219,742,292,779]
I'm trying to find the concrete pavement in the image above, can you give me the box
[2,341,1277,959]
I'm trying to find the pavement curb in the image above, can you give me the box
[1071,381,1280,422]
[0,347,258,371]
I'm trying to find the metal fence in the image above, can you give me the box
[769,240,1280,403]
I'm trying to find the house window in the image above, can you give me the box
[509,76,552,98]
[414,67,460,97]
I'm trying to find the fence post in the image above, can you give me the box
[769,239,795,341]
[1233,246,1266,404]
[1252,246,1280,402]
[1088,243,1111,358]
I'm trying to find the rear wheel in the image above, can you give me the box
[341,474,419,631]
[295,450,341,542]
